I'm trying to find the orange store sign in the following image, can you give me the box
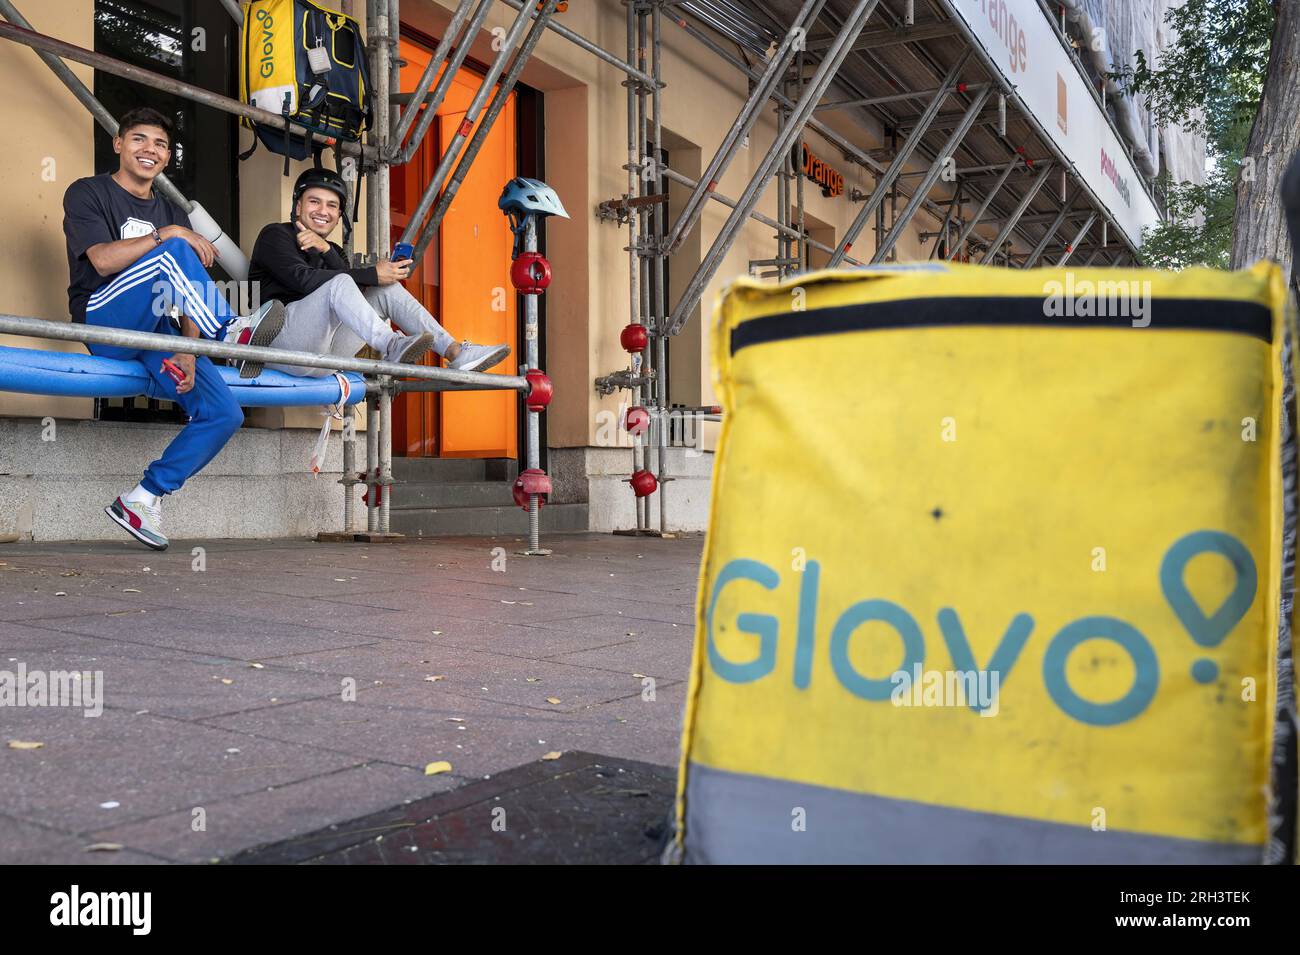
[802,144,844,198]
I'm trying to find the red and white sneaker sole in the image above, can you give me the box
[104,497,169,551]
[238,300,287,379]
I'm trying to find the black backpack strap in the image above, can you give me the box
[281,92,293,176]
[237,134,258,162]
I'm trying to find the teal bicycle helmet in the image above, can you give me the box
[499,177,568,256]
[498,177,569,221]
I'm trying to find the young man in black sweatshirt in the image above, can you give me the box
[248,168,509,376]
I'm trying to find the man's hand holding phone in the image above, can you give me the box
[163,353,196,394]
[376,258,413,285]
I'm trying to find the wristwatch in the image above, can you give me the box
[152,227,162,246]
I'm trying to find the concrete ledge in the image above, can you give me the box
[0,417,350,541]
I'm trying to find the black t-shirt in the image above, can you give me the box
[248,221,379,307]
[63,173,190,323]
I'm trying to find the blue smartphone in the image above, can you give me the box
[392,242,413,261]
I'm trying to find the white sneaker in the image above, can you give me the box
[448,341,510,372]
[382,331,435,364]
[105,495,168,551]
[224,300,286,378]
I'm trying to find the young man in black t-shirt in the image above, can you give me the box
[63,106,284,550]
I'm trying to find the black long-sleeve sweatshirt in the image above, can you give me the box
[248,221,379,306]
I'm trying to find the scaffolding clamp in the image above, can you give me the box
[594,369,655,397]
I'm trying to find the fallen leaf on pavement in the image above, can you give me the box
[122,588,141,593]
[424,675,446,683]
[7,740,43,750]
[546,697,561,705]
[541,751,563,760]
[248,663,264,669]
[424,761,452,776]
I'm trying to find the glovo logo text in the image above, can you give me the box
[707,530,1256,727]
[257,8,276,78]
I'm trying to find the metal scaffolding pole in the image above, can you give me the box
[665,5,886,178]
[388,0,476,152]
[388,0,493,166]
[662,0,825,255]
[412,0,562,262]
[827,51,971,267]
[1024,200,1072,268]
[818,85,955,111]
[624,0,644,532]
[872,85,990,263]
[365,394,379,532]
[979,161,1053,264]
[395,0,537,258]
[369,0,393,253]
[0,315,530,389]
[635,2,649,533]
[388,0,401,136]
[945,156,1018,259]
[378,379,393,533]
[667,0,881,336]
[794,39,807,272]
[928,184,960,259]
[652,1,670,534]
[499,0,658,88]
[0,19,371,161]
[659,167,861,264]
[901,160,1020,178]
[1055,213,1098,266]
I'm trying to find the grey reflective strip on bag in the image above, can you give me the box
[682,763,1262,864]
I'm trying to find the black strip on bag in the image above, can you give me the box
[730,296,1274,355]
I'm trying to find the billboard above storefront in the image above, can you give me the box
[945,0,1161,249]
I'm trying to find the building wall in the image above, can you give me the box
[0,0,96,423]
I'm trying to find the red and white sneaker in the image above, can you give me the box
[224,300,286,379]
[105,495,169,551]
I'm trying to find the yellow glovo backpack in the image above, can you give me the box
[239,0,372,175]
[673,261,1299,864]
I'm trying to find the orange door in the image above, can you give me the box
[391,35,518,458]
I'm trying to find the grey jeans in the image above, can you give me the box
[266,275,458,377]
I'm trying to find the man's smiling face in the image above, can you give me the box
[114,123,170,181]
[297,187,341,238]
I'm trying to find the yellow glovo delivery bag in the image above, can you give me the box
[672,261,1299,864]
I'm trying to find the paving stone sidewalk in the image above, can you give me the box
[0,532,702,864]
